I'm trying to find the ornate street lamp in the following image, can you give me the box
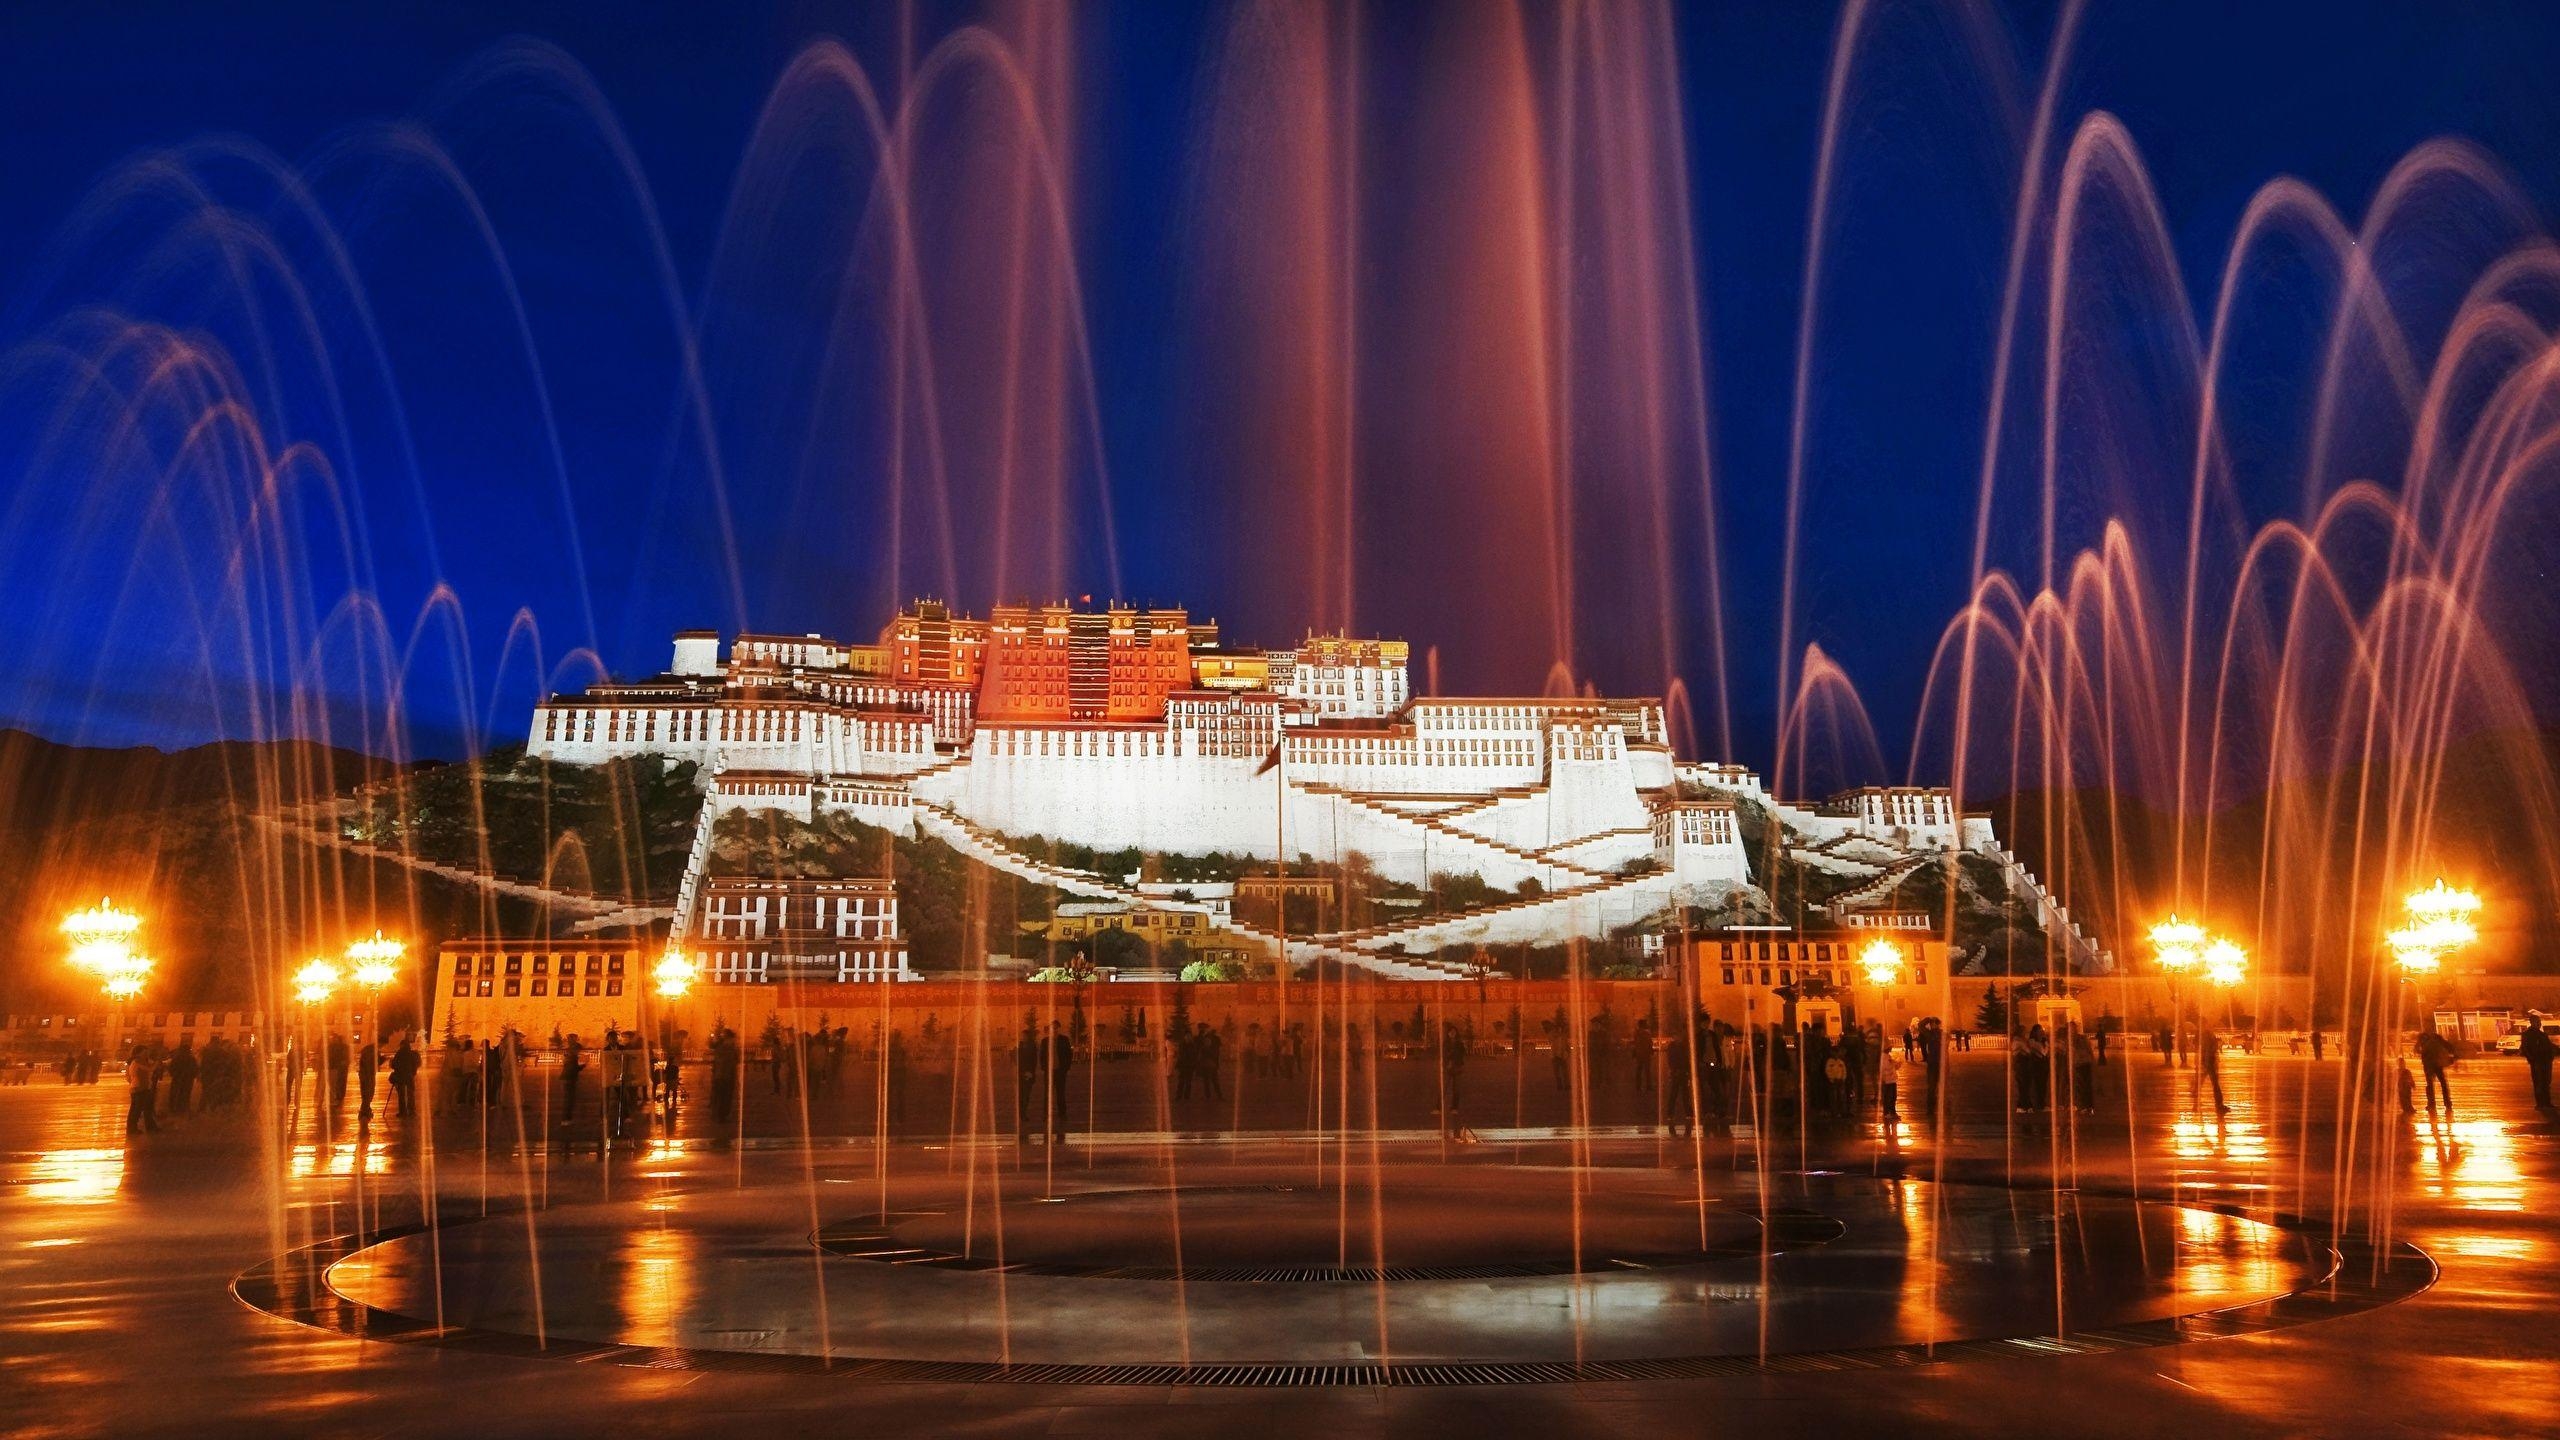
[2201,937,2248,990]
[293,958,341,1008]
[64,899,149,1048]
[1858,937,1907,988]
[2150,915,2207,1065]
[653,947,700,999]
[346,930,405,992]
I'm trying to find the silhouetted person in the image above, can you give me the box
[1170,1026,1196,1102]
[125,1046,161,1135]
[2070,1027,2098,1114]
[166,1038,198,1116]
[2417,1025,2458,1118]
[388,1035,421,1118]
[2196,1025,2229,1114]
[324,1032,352,1129]
[1439,1022,1470,1138]
[1631,1016,1656,1094]
[1664,1021,1697,1137]
[356,1033,380,1125]
[1014,1023,1042,1145]
[710,1026,741,1124]
[1043,1023,1074,1143]
[661,1030,687,1108]
[887,1029,910,1125]
[560,1033,586,1119]
[1198,1026,1224,1099]
[2520,1016,2555,1110]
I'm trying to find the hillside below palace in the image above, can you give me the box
[529,601,2096,980]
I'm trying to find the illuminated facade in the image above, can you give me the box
[520,601,2089,977]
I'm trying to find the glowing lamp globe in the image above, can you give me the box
[654,949,699,998]
[62,898,142,947]
[2387,924,2443,976]
[2201,938,2248,988]
[97,949,152,1000]
[1857,938,1906,988]
[293,958,341,1006]
[2149,916,2206,972]
[68,938,133,976]
[345,931,405,989]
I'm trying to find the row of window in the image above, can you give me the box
[459,977,624,998]
[459,954,626,977]
[1717,965,1929,988]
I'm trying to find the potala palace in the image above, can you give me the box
[530,601,2109,980]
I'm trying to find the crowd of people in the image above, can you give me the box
[48,1001,2560,1150]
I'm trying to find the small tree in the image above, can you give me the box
[1974,983,2009,1034]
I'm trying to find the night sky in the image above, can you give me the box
[2,1,2556,775]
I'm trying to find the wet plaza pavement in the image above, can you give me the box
[5,1050,2558,1437]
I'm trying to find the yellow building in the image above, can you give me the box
[1686,926,1950,1031]
[1032,902,1260,968]
[434,939,650,1043]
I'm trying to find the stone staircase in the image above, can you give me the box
[1985,843,2114,974]
[1822,853,1929,913]
[1295,781,1610,886]
[1313,865,1677,954]
[262,808,673,931]
[906,798,1472,980]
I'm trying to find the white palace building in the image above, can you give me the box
[530,601,2104,980]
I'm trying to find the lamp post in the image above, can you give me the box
[293,959,340,1121]
[64,898,150,1054]
[2201,936,2248,1042]
[2386,879,2481,1048]
[2149,915,2206,1066]
[1857,937,1907,988]
[344,930,405,1045]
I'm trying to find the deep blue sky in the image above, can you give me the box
[2,1,2556,772]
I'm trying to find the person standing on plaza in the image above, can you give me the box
[1043,1022,1074,1145]
[2519,1014,2555,1111]
[124,1044,161,1135]
[710,1025,741,1125]
[559,1032,586,1119]
[388,1034,420,1119]
[1663,1017,1696,1137]
[1631,1015,1656,1096]
[282,1032,305,1112]
[2196,1023,2230,1114]
[1171,1025,1196,1102]
[2416,1024,2458,1118]
[1198,1024,1225,1100]
[356,1030,380,1126]
[663,1029,688,1110]
[1015,1021,1042,1146]
[324,1030,351,1130]
[166,1037,198,1117]
[1879,1040,1902,1123]
[2070,1026,2098,1114]
[1439,1019,1470,1138]
[886,1028,910,1127]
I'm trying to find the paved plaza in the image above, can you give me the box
[3,1048,2554,1437]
